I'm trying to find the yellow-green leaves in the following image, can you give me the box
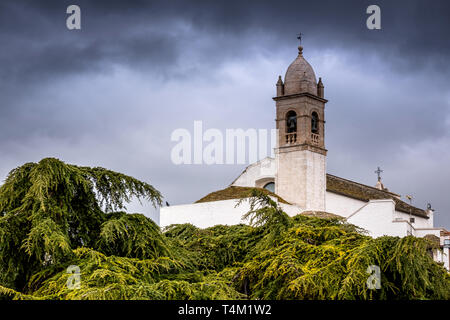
[0,158,163,291]
[0,159,449,300]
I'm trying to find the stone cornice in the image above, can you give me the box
[273,92,328,103]
[276,143,328,155]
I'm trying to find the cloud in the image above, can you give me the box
[2,0,450,83]
[0,0,449,228]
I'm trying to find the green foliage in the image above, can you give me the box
[234,199,450,300]
[0,158,449,300]
[0,158,162,291]
[164,223,262,271]
[239,189,291,249]
[97,212,170,259]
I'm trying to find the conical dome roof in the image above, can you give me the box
[284,46,317,95]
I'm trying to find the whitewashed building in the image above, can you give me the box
[160,45,450,270]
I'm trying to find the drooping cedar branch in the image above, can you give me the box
[0,158,163,290]
[0,158,449,300]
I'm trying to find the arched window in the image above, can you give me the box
[311,112,319,134]
[286,111,297,133]
[263,182,275,193]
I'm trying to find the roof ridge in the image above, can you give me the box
[326,173,427,218]
[326,173,400,197]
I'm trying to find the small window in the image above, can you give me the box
[311,112,319,134]
[286,111,297,133]
[410,217,415,223]
[263,182,275,193]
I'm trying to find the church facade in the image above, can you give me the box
[160,45,450,271]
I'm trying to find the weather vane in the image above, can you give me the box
[406,194,413,204]
[374,166,383,181]
[297,33,303,45]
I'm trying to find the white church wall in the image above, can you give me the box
[346,199,409,237]
[413,228,450,270]
[390,220,414,237]
[231,157,276,188]
[432,249,449,271]
[160,199,249,228]
[325,191,367,218]
[414,228,441,238]
[393,210,431,229]
[160,197,303,228]
[443,248,449,271]
[280,203,304,216]
[326,192,432,236]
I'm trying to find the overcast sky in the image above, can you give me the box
[1,0,449,229]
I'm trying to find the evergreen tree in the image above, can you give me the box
[0,158,163,291]
[0,159,448,300]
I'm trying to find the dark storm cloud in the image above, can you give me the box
[0,0,449,228]
[1,0,450,83]
[0,1,181,83]
[1,0,449,150]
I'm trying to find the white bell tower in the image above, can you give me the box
[273,45,328,211]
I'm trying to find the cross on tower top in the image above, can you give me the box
[374,166,383,181]
[297,33,303,45]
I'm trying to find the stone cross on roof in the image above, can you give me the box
[374,166,383,181]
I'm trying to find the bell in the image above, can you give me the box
[289,121,295,130]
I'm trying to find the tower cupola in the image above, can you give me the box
[284,46,317,95]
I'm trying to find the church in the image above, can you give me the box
[160,45,450,271]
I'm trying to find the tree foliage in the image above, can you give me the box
[0,158,162,291]
[0,158,449,300]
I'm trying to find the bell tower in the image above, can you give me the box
[273,45,328,211]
